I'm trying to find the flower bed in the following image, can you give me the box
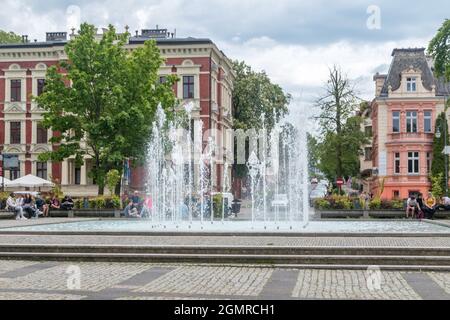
[314,195,405,211]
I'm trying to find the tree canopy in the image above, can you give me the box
[35,23,177,194]
[0,30,21,44]
[431,112,449,195]
[314,66,368,183]
[232,60,291,131]
[428,19,450,83]
[231,60,291,178]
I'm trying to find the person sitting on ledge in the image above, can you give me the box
[437,195,450,211]
[61,195,74,211]
[421,192,437,220]
[123,201,141,218]
[6,193,26,220]
[35,195,49,217]
[406,196,419,219]
[50,195,61,211]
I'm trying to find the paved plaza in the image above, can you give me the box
[0,260,448,300]
[0,218,448,300]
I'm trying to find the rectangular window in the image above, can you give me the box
[392,111,400,133]
[406,111,418,133]
[183,76,195,99]
[36,122,48,144]
[393,190,400,199]
[408,151,419,174]
[394,152,401,174]
[36,162,47,179]
[427,152,432,174]
[424,111,432,133]
[10,80,21,102]
[364,147,372,161]
[10,122,21,144]
[37,79,45,96]
[75,167,81,185]
[407,77,417,92]
[9,169,19,180]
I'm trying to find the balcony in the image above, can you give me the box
[387,132,434,144]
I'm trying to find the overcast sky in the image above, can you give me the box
[0,0,448,122]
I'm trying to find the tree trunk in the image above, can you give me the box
[115,176,122,196]
[98,184,104,195]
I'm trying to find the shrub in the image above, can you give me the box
[74,199,83,209]
[314,198,331,210]
[109,196,121,209]
[369,198,381,210]
[213,194,223,218]
[333,196,352,210]
[390,199,404,209]
[106,170,121,196]
[314,196,354,210]
[85,196,122,209]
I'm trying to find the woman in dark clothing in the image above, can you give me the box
[23,194,38,219]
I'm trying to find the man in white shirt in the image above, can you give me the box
[439,195,450,211]
[6,193,26,220]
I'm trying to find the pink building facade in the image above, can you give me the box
[371,48,449,199]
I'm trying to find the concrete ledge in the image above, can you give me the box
[49,209,122,218]
[317,209,450,219]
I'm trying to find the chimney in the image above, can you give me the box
[373,72,387,97]
[46,32,67,42]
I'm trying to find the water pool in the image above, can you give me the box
[2,219,450,234]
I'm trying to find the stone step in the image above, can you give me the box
[0,251,449,266]
[0,244,449,256]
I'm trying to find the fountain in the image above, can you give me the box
[140,102,311,230]
[5,102,450,236]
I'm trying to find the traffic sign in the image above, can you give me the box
[336,178,344,186]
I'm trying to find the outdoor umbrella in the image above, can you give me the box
[5,174,54,188]
[0,177,11,184]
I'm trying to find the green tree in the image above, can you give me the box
[232,60,291,131]
[431,112,449,194]
[35,23,177,195]
[428,19,450,83]
[307,133,320,177]
[0,30,21,44]
[315,65,367,181]
[106,169,121,196]
[431,173,444,198]
[231,60,291,179]
[317,116,367,182]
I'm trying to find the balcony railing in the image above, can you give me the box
[387,132,434,141]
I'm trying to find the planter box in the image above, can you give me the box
[316,209,450,219]
[369,210,406,219]
[317,210,364,219]
[49,209,122,218]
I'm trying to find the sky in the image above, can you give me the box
[0,0,448,122]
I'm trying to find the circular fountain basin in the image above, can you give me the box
[2,219,450,236]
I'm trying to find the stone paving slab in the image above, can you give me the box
[292,269,421,300]
[402,273,450,300]
[0,234,450,247]
[0,259,448,300]
[0,218,98,229]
